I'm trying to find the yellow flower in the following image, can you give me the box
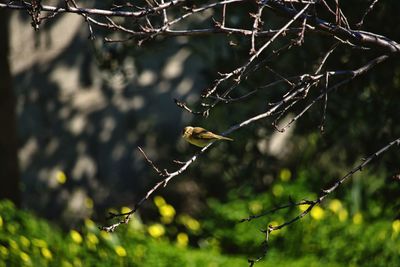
[56,171,67,184]
[20,252,31,263]
[269,221,281,236]
[338,209,348,222]
[0,245,8,257]
[176,233,189,247]
[86,232,99,250]
[100,231,111,240]
[310,206,325,220]
[161,216,174,224]
[87,233,99,245]
[73,259,82,267]
[352,212,363,224]
[9,240,19,250]
[159,204,176,224]
[298,204,311,212]
[186,218,200,232]
[160,204,176,217]
[178,214,201,232]
[41,247,53,260]
[154,196,166,207]
[107,208,118,215]
[7,224,17,234]
[328,199,342,213]
[115,245,127,257]
[279,168,291,182]
[61,260,73,267]
[392,220,400,234]
[20,236,30,248]
[272,184,283,197]
[85,198,94,209]
[249,201,263,214]
[121,206,132,214]
[148,223,165,238]
[84,219,96,230]
[32,238,47,248]
[70,230,83,244]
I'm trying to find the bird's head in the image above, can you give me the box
[182,126,193,139]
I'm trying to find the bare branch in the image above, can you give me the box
[245,136,400,262]
[240,199,314,222]
[137,146,168,177]
[356,0,380,28]
[276,54,388,132]
[0,0,185,18]
[265,0,400,53]
[203,3,312,98]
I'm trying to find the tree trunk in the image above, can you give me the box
[0,10,21,207]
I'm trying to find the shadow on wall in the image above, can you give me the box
[11,11,208,226]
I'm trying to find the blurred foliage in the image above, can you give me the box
[1,185,399,267]
[0,200,248,267]
[200,168,400,266]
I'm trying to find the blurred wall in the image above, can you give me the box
[9,11,208,226]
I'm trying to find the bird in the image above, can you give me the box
[182,126,233,147]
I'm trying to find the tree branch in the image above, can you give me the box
[245,136,400,265]
[265,0,400,53]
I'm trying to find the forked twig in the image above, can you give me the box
[246,136,400,265]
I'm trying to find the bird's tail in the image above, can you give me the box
[219,136,233,141]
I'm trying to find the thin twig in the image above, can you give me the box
[138,146,167,177]
[245,136,400,263]
[356,0,380,28]
[276,54,388,132]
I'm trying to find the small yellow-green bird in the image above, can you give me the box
[182,126,233,147]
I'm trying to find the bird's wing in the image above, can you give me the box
[196,130,220,140]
